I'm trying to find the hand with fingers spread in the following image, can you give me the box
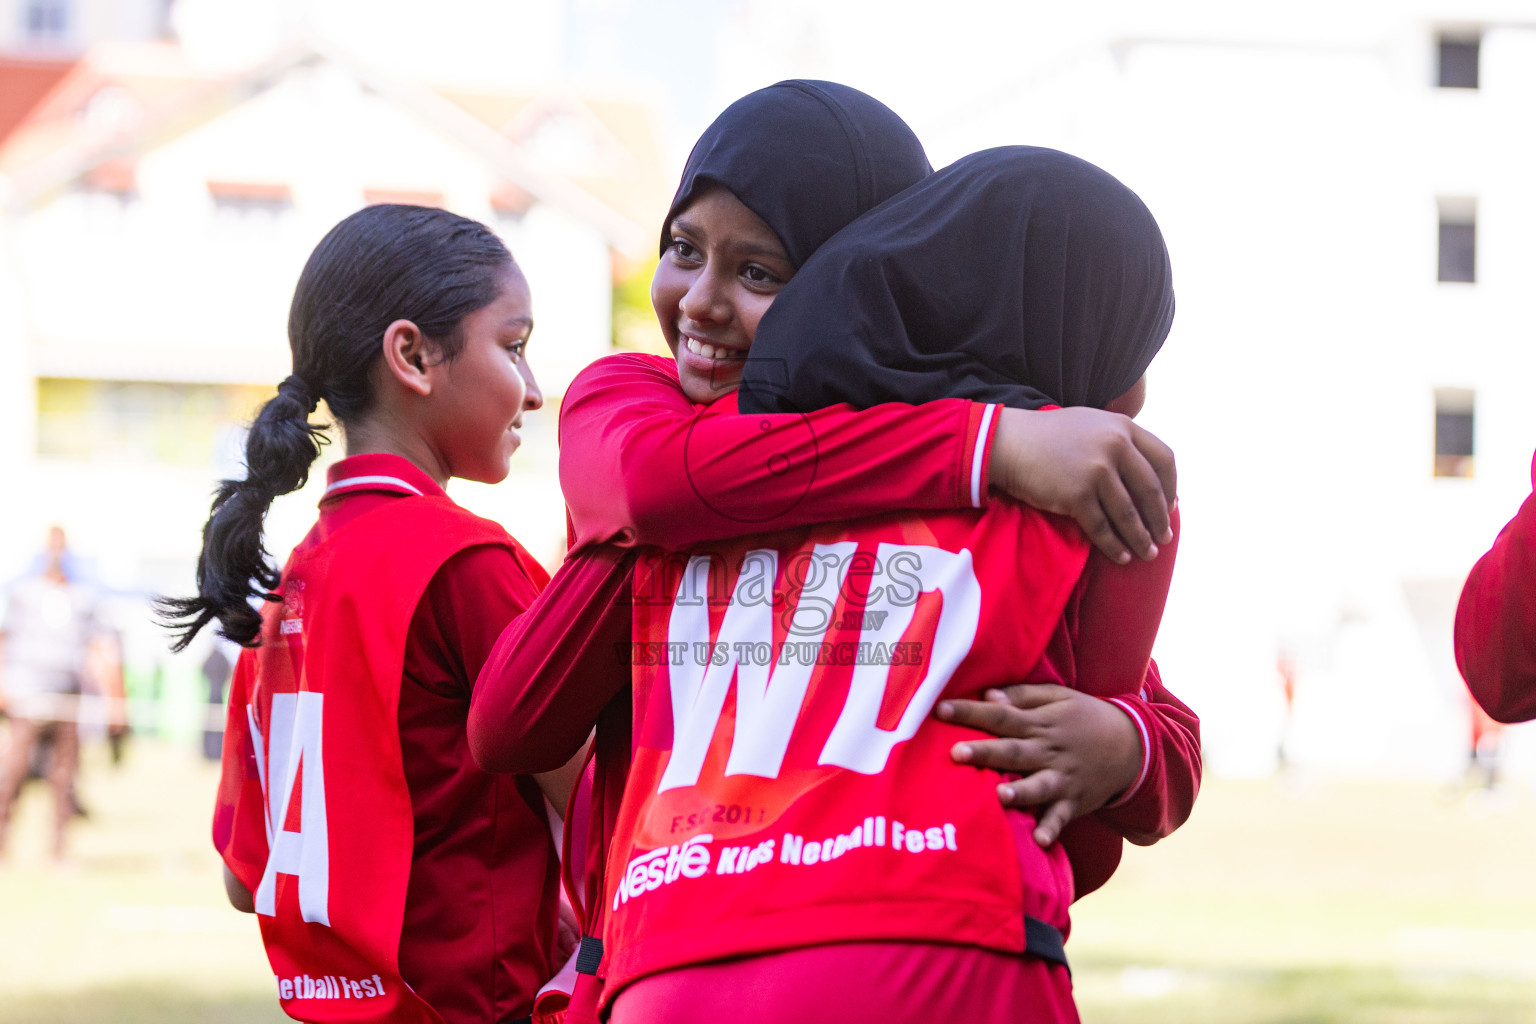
[937,683,1143,848]
[988,405,1176,566]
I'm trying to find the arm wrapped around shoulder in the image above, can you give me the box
[557,353,982,552]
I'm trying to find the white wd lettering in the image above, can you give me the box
[252,691,330,925]
[659,544,857,792]
[820,545,982,774]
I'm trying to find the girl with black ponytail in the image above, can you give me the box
[166,204,581,1024]
[160,371,325,650]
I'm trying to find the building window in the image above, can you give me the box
[1437,197,1476,284]
[75,190,135,226]
[208,181,293,221]
[78,160,137,198]
[72,161,138,223]
[23,0,68,42]
[1437,32,1480,89]
[1434,387,1475,478]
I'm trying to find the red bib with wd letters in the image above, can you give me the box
[601,502,1095,997]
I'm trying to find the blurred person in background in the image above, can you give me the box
[200,639,234,763]
[0,526,102,863]
[1455,447,1536,722]
[82,626,130,769]
[1276,651,1298,771]
[1466,700,1503,790]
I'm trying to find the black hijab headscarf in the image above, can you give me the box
[738,146,1175,414]
[661,80,933,269]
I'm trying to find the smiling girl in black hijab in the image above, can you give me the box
[559,81,1178,563]
[661,79,933,270]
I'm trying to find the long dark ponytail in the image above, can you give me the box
[161,204,513,651]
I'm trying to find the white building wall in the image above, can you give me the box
[0,205,39,580]
[5,52,618,598]
[942,19,1536,780]
[715,0,1536,780]
[504,201,614,401]
[20,61,613,387]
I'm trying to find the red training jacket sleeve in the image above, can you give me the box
[1095,659,1202,846]
[1053,506,1189,895]
[558,353,996,551]
[1455,449,1536,723]
[467,545,638,775]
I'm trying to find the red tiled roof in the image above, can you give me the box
[363,188,446,208]
[490,180,535,217]
[439,88,673,233]
[0,42,660,253]
[83,157,137,193]
[207,180,292,202]
[0,57,76,146]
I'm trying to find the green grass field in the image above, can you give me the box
[2,740,1533,1023]
[1070,776,1536,1023]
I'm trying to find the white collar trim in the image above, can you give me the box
[324,474,424,497]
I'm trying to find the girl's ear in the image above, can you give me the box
[380,319,436,397]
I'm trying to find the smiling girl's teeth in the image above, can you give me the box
[681,336,740,360]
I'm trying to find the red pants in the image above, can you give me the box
[609,941,1077,1024]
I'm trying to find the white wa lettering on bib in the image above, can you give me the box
[659,543,982,793]
[250,691,331,925]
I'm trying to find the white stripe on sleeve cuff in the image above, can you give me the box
[970,404,998,508]
[1104,697,1152,808]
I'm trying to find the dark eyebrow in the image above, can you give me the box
[671,213,705,240]
[503,315,533,334]
[671,214,789,265]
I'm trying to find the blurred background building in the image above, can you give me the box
[0,0,675,738]
[0,0,1532,781]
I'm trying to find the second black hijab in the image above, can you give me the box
[738,146,1176,414]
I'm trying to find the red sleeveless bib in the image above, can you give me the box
[214,495,515,1023]
[601,503,1092,995]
